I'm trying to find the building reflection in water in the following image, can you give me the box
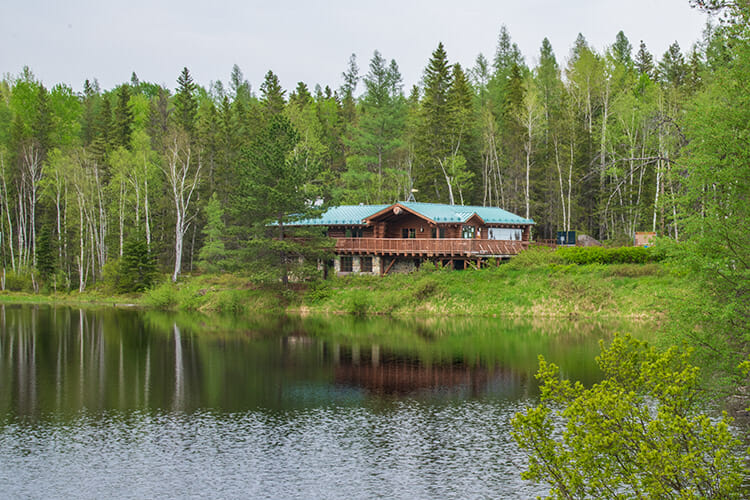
[0,305,608,418]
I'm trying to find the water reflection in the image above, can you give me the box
[0,305,630,419]
[0,304,653,499]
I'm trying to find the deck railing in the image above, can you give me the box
[334,238,528,256]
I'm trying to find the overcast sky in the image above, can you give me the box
[1,0,710,95]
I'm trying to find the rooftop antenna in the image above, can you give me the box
[406,188,418,203]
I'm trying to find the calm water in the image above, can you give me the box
[0,304,644,499]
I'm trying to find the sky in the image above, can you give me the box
[1,0,711,95]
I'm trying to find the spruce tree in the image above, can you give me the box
[416,42,453,200]
[493,25,524,77]
[260,70,286,116]
[635,40,655,78]
[197,192,227,273]
[112,84,133,149]
[340,53,359,124]
[117,237,157,292]
[229,64,252,104]
[35,227,55,282]
[612,31,633,68]
[658,42,687,87]
[174,67,198,137]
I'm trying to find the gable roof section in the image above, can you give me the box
[364,203,437,224]
[289,202,534,226]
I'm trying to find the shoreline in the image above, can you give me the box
[0,261,689,325]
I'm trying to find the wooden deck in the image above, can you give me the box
[334,238,528,257]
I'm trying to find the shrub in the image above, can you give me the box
[3,269,33,292]
[142,281,178,310]
[512,334,747,499]
[347,292,370,316]
[505,247,563,269]
[556,246,662,265]
[410,275,446,302]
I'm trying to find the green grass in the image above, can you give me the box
[299,259,689,321]
[0,248,695,323]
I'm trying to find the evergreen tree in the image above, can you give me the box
[234,114,329,285]
[345,51,406,202]
[340,53,359,124]
[197,192,227,273]
[611,31,633,68]
[174,67,198,137]
[634,40,655,78]
[229,64,252,104]
[493,25,524,77]
[416,42,453,201]
[289,81,312,108]
[658,42,687,86]
[260,70,286,116]
[117,236,158,292]
[570,33,590,63]
[112,84,133,149]
[35,227,55,281]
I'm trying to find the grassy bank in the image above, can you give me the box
[302,260,690,321]
[0,249,694,324]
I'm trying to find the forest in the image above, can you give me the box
[0,1,746,294]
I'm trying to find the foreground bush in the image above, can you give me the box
[512,334,747,499]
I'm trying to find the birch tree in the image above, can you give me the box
[163,132,201,282]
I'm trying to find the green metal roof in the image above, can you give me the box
[292,204,390,225]
[291,202,534,226]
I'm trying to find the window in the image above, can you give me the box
[431,227,437,238]
[360,257,373,273]
[340,256,353,272]
[401,228,416,239]
[439,227,446,238]
[345,228,363,238]
[462,225,476,239]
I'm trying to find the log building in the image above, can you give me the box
[290,202,534,275]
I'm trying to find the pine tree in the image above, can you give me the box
[234,114,328,285]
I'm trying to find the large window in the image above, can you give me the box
[360,257,373,273]
[401,228,416,239]
[345,228,363,238]
[340,256,353,272]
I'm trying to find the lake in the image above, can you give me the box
[0,304,646,499]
